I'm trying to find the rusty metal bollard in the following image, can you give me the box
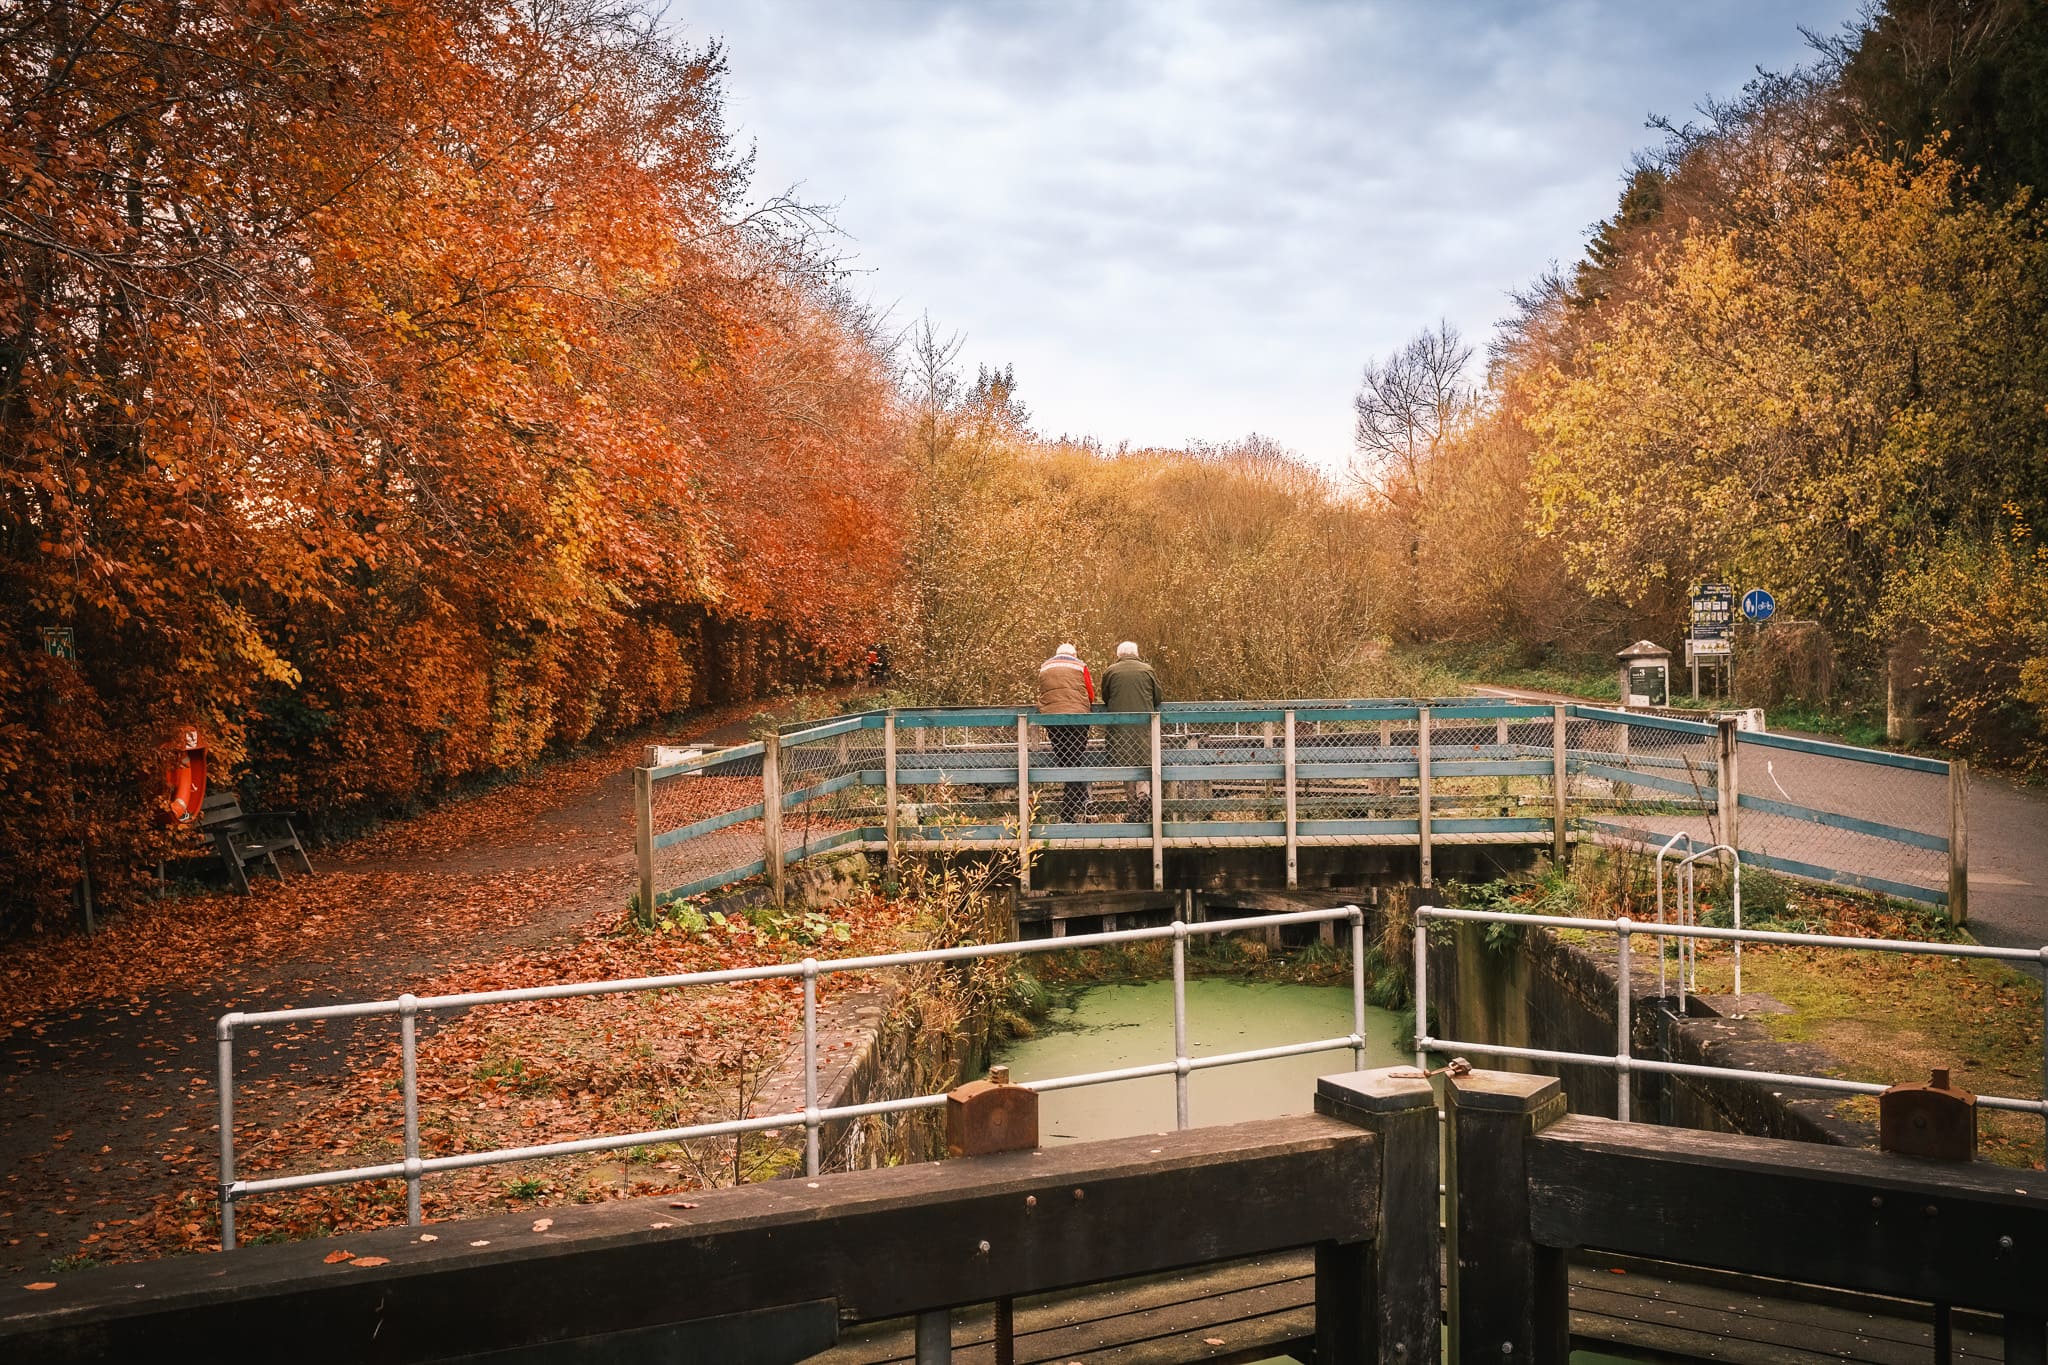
[1878,1067,1977,1162]
[945,1064,1039,1159]
[941,1066,1036,1365]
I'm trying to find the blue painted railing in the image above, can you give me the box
[632,701,1961,916]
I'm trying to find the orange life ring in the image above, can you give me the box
[161,729,207,824]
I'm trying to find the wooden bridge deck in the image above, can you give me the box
[819,1251,2013,1365]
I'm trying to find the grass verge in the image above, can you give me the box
[1464,853,2044,1170]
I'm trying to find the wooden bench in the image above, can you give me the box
[199,791,313,893]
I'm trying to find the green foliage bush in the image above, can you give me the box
[1880,515,2048,773]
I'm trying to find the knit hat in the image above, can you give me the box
[1055,643,1078,658]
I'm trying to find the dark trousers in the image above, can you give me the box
[1048,724,1090,822]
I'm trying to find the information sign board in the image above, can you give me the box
[1627,664,1669,707]
[1689,583,1734,641]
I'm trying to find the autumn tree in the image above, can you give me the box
[1350,0,2048,762]
[1824,0,2048,197]
[1,0,903,930]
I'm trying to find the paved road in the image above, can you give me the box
[1468,686,2047,949]
[1959,769,2048,949]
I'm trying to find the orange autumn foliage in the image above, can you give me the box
[1,1,903,929]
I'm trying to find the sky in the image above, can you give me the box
[670,0,1869,470]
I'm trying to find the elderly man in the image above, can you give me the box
[1035,643,1095,822]
[1100,641,1163,820]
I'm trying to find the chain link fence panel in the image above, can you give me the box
[636,704,1955,912]
[1734,733,1949,905]
[649,748,766,903]
[778,722,877,863]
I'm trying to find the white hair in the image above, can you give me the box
[1116,641,1139,658]
[1055,643,1078,658]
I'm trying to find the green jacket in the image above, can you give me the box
[1099,657,1162,766]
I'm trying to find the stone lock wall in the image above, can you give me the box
[1428,922,1872,1147]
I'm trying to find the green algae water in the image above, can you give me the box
[993,979,1400,1365]
[990,978,1640,1365]
[992,978,1409,1141]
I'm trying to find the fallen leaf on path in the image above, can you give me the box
[323,1251,354,1264]
[530,1218,553,1232]
[25,1282,56,1291]
[352,1256,390,1267]
[668,1201,699,1209]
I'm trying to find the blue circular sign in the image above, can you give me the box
[1741,589,1776,622]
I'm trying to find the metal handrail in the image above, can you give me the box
[1652,832,1692,1003]
[641,701,1963,917]
[216,905,1368,1248]
[1672,842,1740,998]
[1413,905,2048,1140]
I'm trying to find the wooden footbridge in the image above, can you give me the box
[636,700,1965,921]
[8,1067,2043,1364]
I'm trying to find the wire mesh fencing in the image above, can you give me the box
[777,721,878,863]
[1567,711,1955,911]
[1569,711,1721,853]
[647,746,768,904]
[895,718,1022,842]
[634,702,1958,914]
[1159,712,1287,840]
[1419,710,1555,833]
[1733,731,1951,905]
[1293,714,1414,837]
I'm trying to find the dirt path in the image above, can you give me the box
[0,691,854,1274]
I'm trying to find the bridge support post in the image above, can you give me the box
[763,733,784,908]
[1284,709,1298,889]
[1496,717,1511,803]
[1150,712,1164,891]
[1446,1069,1569,1365]
[1016,715,1031,893]
[634,757,656,927]
[1417,707,1432,888]
[1716,717,1740,873]
[1948,758,1969,925]
[885,712,899,866]
[1316,1067,1442,1365]
[1551,705,1568,864]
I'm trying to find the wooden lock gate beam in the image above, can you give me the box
[1526,1113,2048,1361]
[1441,1066,2048,1365]
[1,1113,1428,1365]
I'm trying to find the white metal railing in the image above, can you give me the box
[1413,905,2048,1143]
[1652,834,1743,1002]
[215,905,1368,1248]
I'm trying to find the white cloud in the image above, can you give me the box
[671,0,1866,466]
